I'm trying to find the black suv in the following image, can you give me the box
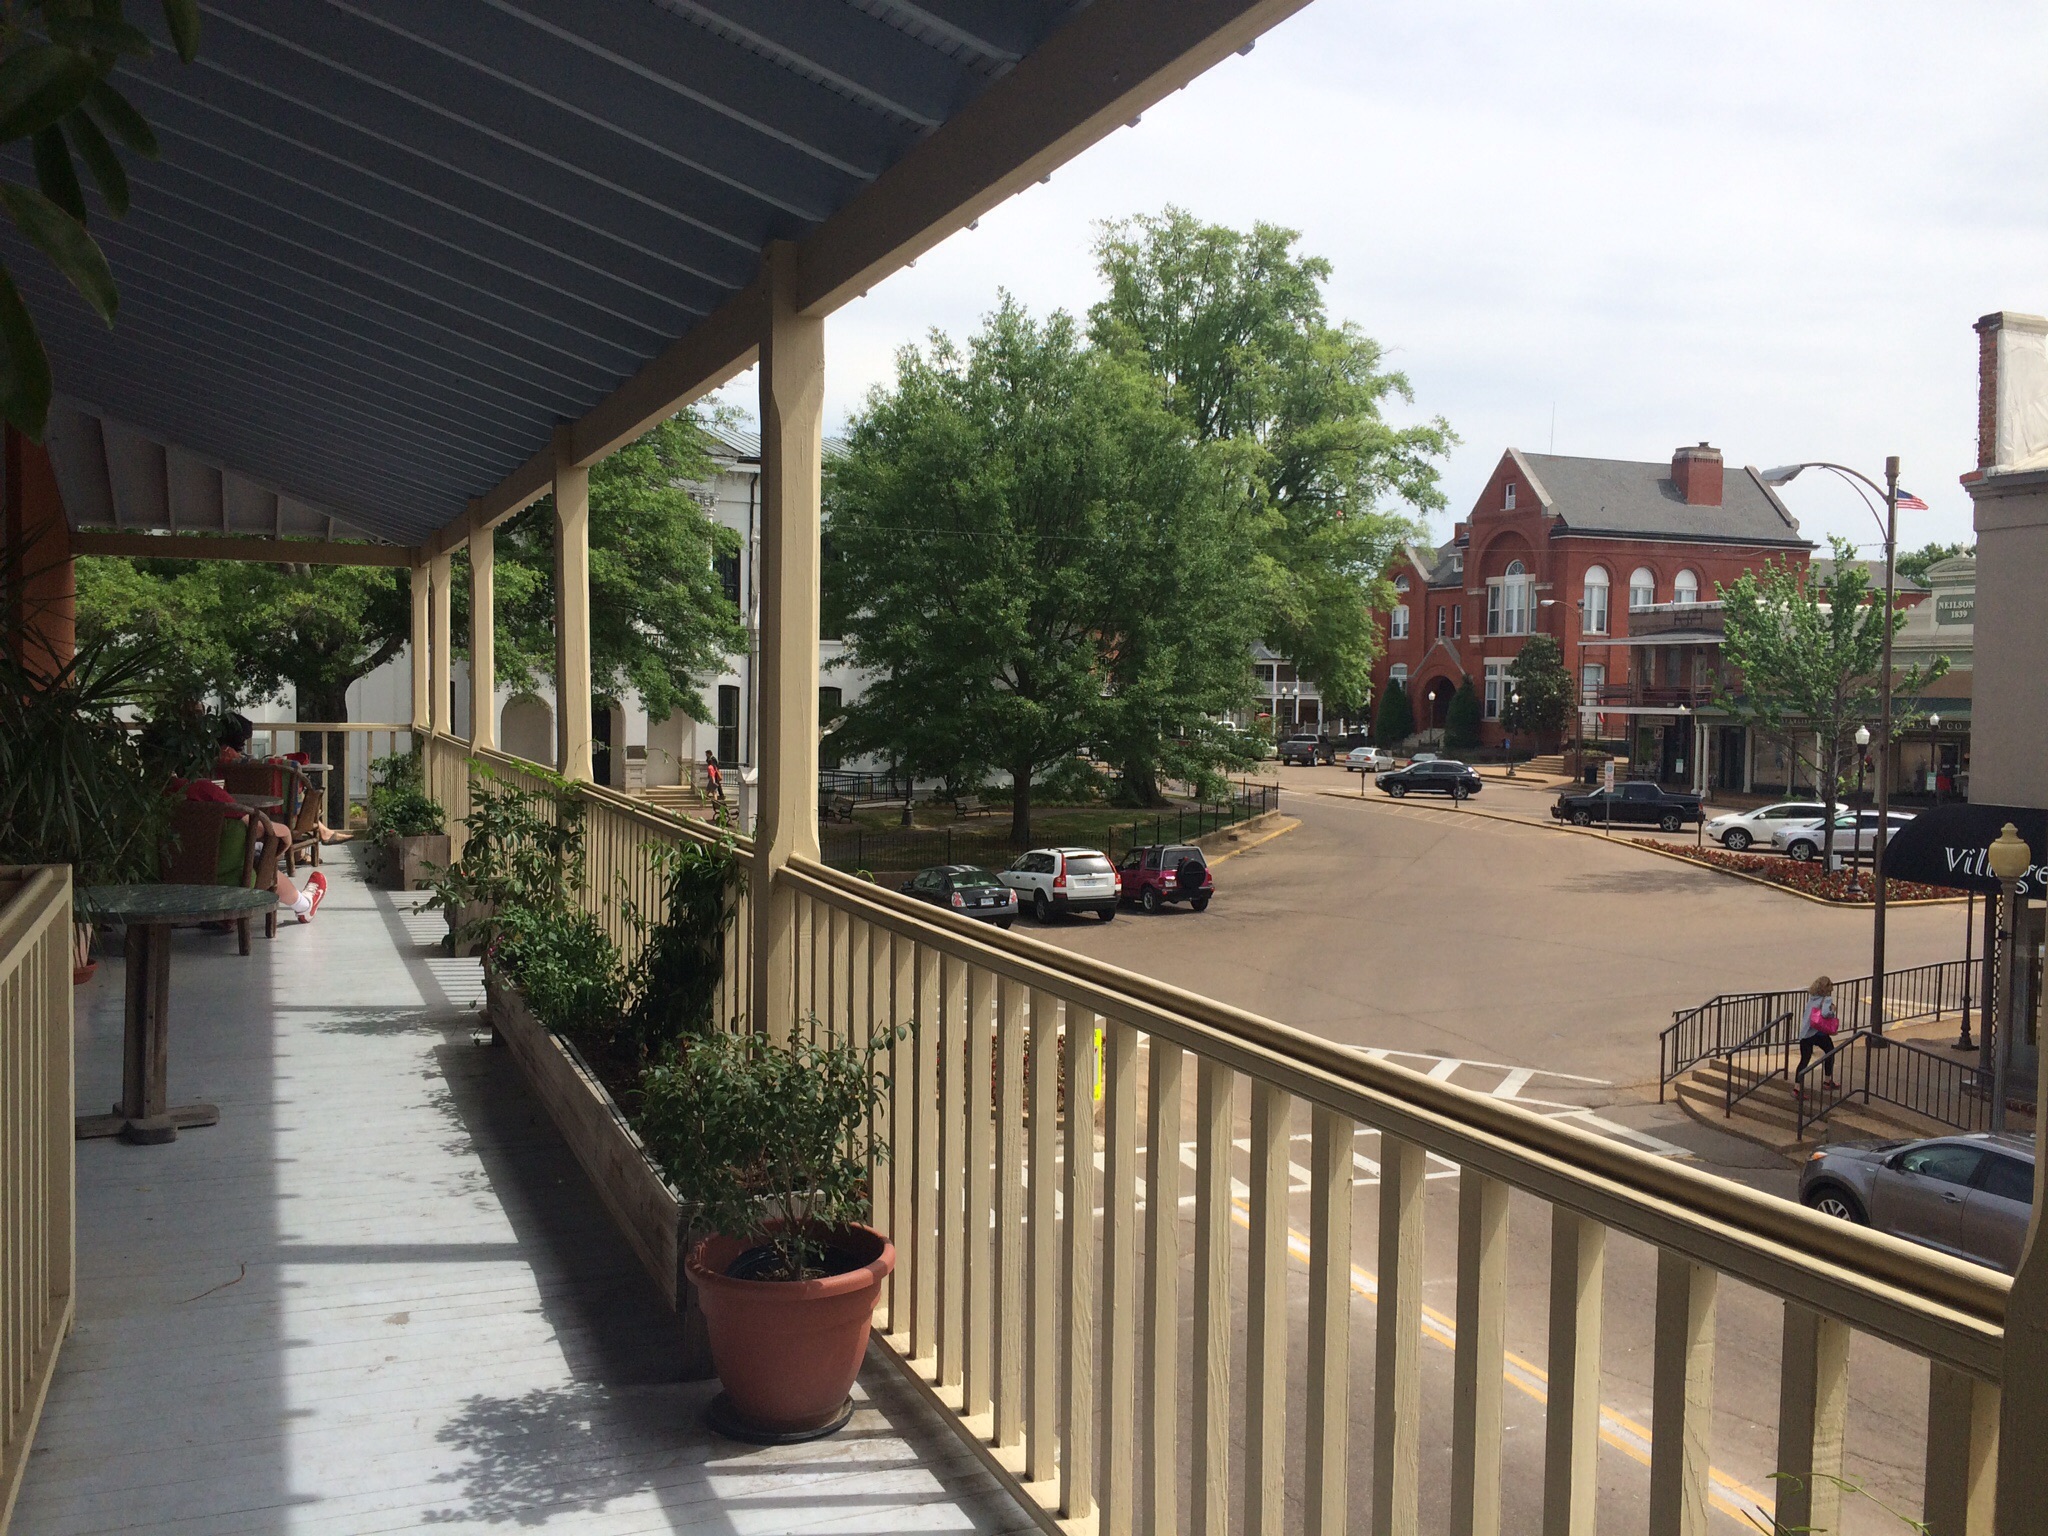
[1379,759,1482,800]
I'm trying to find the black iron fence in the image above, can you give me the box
[817,780,1280,875]
[1793,1028,1995,1139]
[818,769,913,804]
[1659,958,1974,1094]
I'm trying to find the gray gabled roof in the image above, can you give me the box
[1515,451,1810,548]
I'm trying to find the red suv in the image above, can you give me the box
[1117,844,1213,914]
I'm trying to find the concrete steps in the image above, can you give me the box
[1675,1057,1966,1152]
[1521,754,1568,777]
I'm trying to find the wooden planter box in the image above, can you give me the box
[484,964,712,1378]
[382,831,450,891]
[442,900,496,958]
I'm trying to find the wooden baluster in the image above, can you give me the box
[1924,1364,1999,1536]
[1025,990,1059,1483]
[1374,1134,1426,1536]
[938,953,966,1388]
[1544,1210,1606,1536]
[964,963,995,1420]
[1648,1252,1718,1536]
[1245,1080,1289,1536]
[1098,1018,1139,1531]
[994,975,1027,1448]
[1061,1006,1100,1521]
[1305,1104,1354,1536]
[1451,1172,1510,1536]
[1776,1303,1849,1536]
[912,943,940,1364]
[886,930,914,1335]
[1191,1058,1234,1536]
[1141,1037,1184,1536]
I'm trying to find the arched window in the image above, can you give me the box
[1629,566,1657,611]
[1487,558,1533,635]
[1394,574,1410,593]
[1390,604,1409,640]
[1582,566,1610,634]
[1388,664,1408,686]
[1674,568,1700,605]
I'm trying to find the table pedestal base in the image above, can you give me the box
[76,1102,220,1143]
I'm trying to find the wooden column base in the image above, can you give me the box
[76,1102,220,1144]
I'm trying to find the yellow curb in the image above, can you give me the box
[1207,816,1300,864]
[1315,787,1965,908]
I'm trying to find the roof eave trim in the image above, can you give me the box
[1504,447,1555,512]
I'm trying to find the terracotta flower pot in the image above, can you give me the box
[686,1223,893,1441]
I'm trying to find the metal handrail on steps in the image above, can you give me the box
[1793,1028,1996,1141]
[1718,1009,1799,1116]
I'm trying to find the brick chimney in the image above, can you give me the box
[1452,521,1468,543]
[1671,442,1723,505]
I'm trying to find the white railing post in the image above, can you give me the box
[1929,1364,1999,1536]
[429,548,453,736]
[1776,1303,1849,1536]
[1061,1007,1099,1522]
[1543,1209,1605,1536]
[1025,987,1059,1484]
[551,424,592,784]
[467,516,494,749]
[408,562,429,733]
[1191,1058,1234,1536]
[1649,1253,1718,1536]
[1305,1105,1355,1536]
[1374,1134,1426,1536]
[993,976,1026,1449]
[1451,1172,1510,1536]
[1142,1037,1183,1536]
[1098,1018,1138,1531]
[1244,1081,1289,1536]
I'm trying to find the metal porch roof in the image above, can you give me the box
[4,0,1143,548]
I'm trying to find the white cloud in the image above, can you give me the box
[719,0,2048,558]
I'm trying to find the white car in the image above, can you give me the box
[1773,809,1918,861]
[998,847,1120,923]
[1345,746,1394,774]
[1702,801,1828,852]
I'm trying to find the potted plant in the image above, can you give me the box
[0,637,181,981]
[424,762,585,955]
[638,1024,899,1442]
[367,750,448,890]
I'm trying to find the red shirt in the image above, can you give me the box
[171,777,238,807]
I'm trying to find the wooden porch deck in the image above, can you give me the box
[16,850,1032,1535]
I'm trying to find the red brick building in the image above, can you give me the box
[1370,443,1813,786]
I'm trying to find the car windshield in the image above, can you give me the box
[1069,855,1113,876]
[953,869,1003,888]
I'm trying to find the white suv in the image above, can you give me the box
[999,847,1120,923]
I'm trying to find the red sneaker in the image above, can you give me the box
[299,870,328,924]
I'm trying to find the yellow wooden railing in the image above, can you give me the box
[0,867,75,1534]
[422,733,2033,1536]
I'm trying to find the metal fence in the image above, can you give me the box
[1794,1028,1999,1139]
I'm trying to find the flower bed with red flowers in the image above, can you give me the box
[1627,840,1956,904]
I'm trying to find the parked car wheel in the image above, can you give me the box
[1452,785,1469,801]
[1191,894,1211,913]
[1098,908,1115,922]
[1387,783,1407,798]
[1802,1184,1867,1224]
[1140,887,1162,914]
[1723,829,1753,851]
[1033,891,1052,923]
[1659,812,1683,832]
[1787,840,1818,861]
[1570,809,1592,826]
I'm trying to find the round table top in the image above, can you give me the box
[230,793,284,810]
[81,884,280,923]
[295,762,333,773]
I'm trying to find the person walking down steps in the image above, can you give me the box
[1796,975,1840,1094]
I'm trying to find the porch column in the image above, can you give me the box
[553,426,593,782]
[429,549,453,736]
[750,240,825,1043]
[468,520,495,750]
[409,561,430,734]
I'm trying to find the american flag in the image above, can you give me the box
[1896,489,1929,510]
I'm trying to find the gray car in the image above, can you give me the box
[1799,1133,2036,1272]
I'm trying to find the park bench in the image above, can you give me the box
[956,794,988,817]
[823,793,857,822]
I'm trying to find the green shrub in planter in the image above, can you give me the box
[496,904,626,1041]
[637,1024,898,1282]
[424,761,585,952]
[620,837,739,1062]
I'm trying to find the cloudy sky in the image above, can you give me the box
[716,0,2047,562]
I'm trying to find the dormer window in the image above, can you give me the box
[1394,574,1410,593]
[1504,482,1517,510]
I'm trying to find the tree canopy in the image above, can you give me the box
[1502,634,1576,746]
[1896,540,1973,584]
[1089,208,1454,714]
[1717,536,1948,862]
[825,297,1264,843]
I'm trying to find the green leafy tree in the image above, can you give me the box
[828,298,1262,842]
[1372,677,1413,746]
[1717,537,1948,864]
[487,413,742,726]
[0,2,201,435]
[1895,540,1972,584]
[1090,208,1455,715]
[1445,677,1483,754]
[1502,634,1576,748]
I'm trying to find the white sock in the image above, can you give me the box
[292,891,313,916]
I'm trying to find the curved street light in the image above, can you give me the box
[1761,457,1905,1042]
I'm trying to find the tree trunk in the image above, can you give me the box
[1820,739,1840,868]
[1010,759,1033,849]
[1117,752,1165,808]
[298,682,350,828]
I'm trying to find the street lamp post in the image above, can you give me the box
[1506,692,1520,776]
[1762,457,1904,1041]
[1988,823,2031,1132]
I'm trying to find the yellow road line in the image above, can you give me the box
[1226,1197,1776,1527]
[1207,816,1300,864]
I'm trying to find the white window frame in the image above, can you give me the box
[1391,604,1409,640]
[1504,482,1517,510]
[1580,662,1605,704]
[1674,568,1700,605]
[1483,659,1509,719]
[1388,663,1409,687]
[1629,566,1657,611]
[1487,559,1533,636]
[1394,574,1410,593]
[1436,605,1447,638]
[1583,566,1610,635]
[1452,604,1463,638]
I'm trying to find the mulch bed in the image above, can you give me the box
[1628,840,1955,904]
